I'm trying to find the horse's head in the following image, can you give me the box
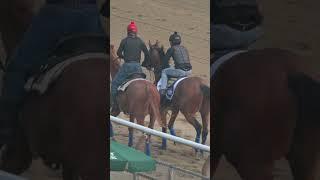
[109,44,121,79]
[148,40,165,83]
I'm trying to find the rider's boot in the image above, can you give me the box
[110,95,120,115]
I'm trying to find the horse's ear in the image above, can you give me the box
[148,40,152,47]
[156,40,159,46]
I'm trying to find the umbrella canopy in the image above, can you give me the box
[110,140,156,173]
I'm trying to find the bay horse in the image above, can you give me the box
[147,40,210,156]
[0,37,108,179]
[212,48,320,180]
[0,1,108,179]
[110,45,165,155]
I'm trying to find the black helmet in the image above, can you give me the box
[169,32,181,45]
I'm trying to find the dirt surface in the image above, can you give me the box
[110,0,210,179]
[214,0,320,179]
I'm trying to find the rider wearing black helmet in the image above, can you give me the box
[211,0,264,62]
[159,32,192,98]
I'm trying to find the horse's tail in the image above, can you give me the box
[200,84,210,99]
[146,83,164,128]
[288,73,320,125]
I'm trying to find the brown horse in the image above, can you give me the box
[0,48,108,179]
[212,48,320,180]
[147,40,210,156]
[110,45,165,155]
[0,1,108,179]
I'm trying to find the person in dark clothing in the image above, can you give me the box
[158,32,192,97]
[110,21,150,110]
[0,0,106,144]
[211,0,264,62]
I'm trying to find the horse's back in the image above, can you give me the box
[24,58,107,178]
[213,48,298,160]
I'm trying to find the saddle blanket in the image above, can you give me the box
[117,78,151,91]
[211,50,247,79]
[24,53,107,94]
[157,77,188,100]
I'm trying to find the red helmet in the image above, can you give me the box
[127,21,138,33]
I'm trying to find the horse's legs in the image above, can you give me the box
[145,113,156,156]
[160,110,168,149]
[184,113,202,155]
[228,156,274,180]
[168,108,179,136]
[135,115,149,155]
[286,129,319,180]
[200,107,209,155]
[128,115,135,147]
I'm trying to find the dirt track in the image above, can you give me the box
[110,0,210,179]
[214,0,320,179]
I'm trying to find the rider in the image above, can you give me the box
[110,21,150,111]
[0,0,106,144]
[158,32,192,99]
[211,0,264,62]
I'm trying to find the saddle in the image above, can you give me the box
[158,75,188,100]
[24,33,108,94]
[117,72,147,92]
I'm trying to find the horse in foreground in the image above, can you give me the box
[0,36,108,179]
[212,48,320,180]
[148,40,210,157]
[110,45,165,155]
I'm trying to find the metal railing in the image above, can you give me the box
[110,115,211,180]
[110,116,210,152]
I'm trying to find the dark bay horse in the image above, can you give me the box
[110,45,165,155]
[212,48,320,180]
[0,52,108,180]
[148,41,210,156]
[0,1,108,179]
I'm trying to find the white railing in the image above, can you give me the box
[110,115,210,152]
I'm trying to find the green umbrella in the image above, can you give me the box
[110,140,156,173]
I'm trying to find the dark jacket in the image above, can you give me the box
[117,34,150,63]
[163,45,192,71]
[212,0,263,31]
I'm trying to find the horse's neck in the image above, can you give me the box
[110,58,121,79]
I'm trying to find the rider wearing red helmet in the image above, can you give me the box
[110,21,150,111]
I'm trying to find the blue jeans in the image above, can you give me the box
[159,67,192,90]
[111,62,143,102]
[211,24,263,61]
[2,4,104,105]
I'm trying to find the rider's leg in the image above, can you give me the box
[164,68,192,78]
[159,67,174,91]
[211,24,264,60]
[110,66,127,108]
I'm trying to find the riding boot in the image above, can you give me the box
[110,95,120,114]
[159,89,168,106]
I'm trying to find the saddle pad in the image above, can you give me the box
[157,77,188,100]
[24,53,107,94]
[211,50,247,79]
[117,78,150,91]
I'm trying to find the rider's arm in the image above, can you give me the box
[162,47,173,69]
[141,41,150,61]
[117,39,125,59]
